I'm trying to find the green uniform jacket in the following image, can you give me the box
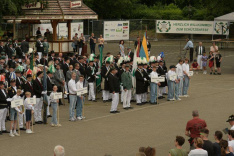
[121,71,132,90]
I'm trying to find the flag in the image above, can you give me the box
[139,32,149,62]
[42,60,48,124]
[96,46,103,92]
[131,46,138,95]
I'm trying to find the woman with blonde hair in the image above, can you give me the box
[188,137,208,156]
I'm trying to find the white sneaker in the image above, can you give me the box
[9,133,15,137]
[169,98,175,101]
[184,95,189,97]
[55,124,62,127]
[177,98,181,101]
[81,116,86,119]
[14,132,20,136]
[179,95,184,97]
[77,117,82,120]
[51,124,55,127]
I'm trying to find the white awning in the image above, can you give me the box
[214,12,234,22]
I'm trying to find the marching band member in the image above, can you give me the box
[135,58,145,105]
[121,64,133,109]
[117,57,125,103]
[108,67,120,113]
[46,71,54,118]
[101,57,111,102]
[86,55,97,102]
[157,60,167,99]
[24,74,34,97]
[68,72,78,121]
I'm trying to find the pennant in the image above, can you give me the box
[139,32,149,62]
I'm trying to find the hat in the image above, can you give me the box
[1,56,6,60]
[0,81,4,85]
[159,60,163,63]
[125,64,130,68]
[37,64,43,67]
[105,55,114,64]
[15,69,21,73]
[26,74,32,78]
[10,79,16,83]
[124,56,130,63]
[1,52,5,55]
[15,55,19,59]
[110,67,117,72]
[227,115,234,122]
[50,50,55,54]
[149,56,156,63]
[37,71,43,77]
[117,57,124,67]
[78,56,84,60]
[169,65,177,69]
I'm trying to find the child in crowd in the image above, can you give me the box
[9,89,23,137]
[24,92,34,134]
[208,51,214,75]
[190,59,200,74]
[49,85,61,127]
[202,52,208,74]
[167,65,180,101]
[149,66,161,104]
[215,51,222,75]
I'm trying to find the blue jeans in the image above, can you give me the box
[178,76,184,96]
[175,82,179,100]
[167,80,174,100]
[150,83,158,103]
[183,75,190,95]
[76,96,84,117]
[51,102,58,125]
[69,95,77,119]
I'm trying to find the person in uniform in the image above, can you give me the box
[24,74,34,97]
[135,58,145,105]
[142,58,150,104]
[157,60,167,99]
[101,59,111,102]
[0,81,9,135]
[121,64,133,109]
[86,55,97,102]
[46,71,54,118]
[15,69,23,89]
[36,37,44,59]
[40,54,48,66]
[33,71,45,124]
[108,67,120,113]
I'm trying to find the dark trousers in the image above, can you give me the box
[189,48,194,62]
[73,45,78,52]
[90,44,96,54]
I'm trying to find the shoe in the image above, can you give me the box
[88,99,92,101]
[55,124,62,127]
[218,73,221,75]
[123,107,129,110]
[110,111,116,113]
[2,130,9,133]
[9,133,15,137]
[69,118,76,122]
[128,107,134,109]
[81,116,86,119]
[210,72,212,75]
[51,124,55,127]
[92,100,97,102]
[26,129,33,134]
[150,102,157,105]
[136,103,142,105]
[171,98,175,101]
[14,132,20,136]
[179,95,184,98]
[47,115,52,118]
[184,95,189,97]
[158,96,163,99]
[130,100,136,102]
[20,128,26,131]
[115,111,120,113]
[103,100,106,103]
[108,99,112,102]
[177,98,181,101]
[77,117,82,120]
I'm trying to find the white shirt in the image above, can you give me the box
[76,81,84,97]
[231,125,234,130]
[176,63,183,77]
[24,98,34,110]
[68,79,77,94]
[150,71,158,84]
[167,70,176,81]
[198,46,203,55]
[229,140,234,152]
[12,95,22,112]
[182,63,189,75]
[188,149,208,156]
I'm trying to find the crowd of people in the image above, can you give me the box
[135,111,234,156]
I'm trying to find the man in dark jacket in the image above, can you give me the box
[21,39,29,54]
[101,61,111,102]
[135,63,145,105]
[86,58,97,102]
[108,67,120,113]
[0,81,9,134]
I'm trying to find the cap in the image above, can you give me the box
[227,115,234,122]
[78,56,84,60]
[10,79,16,83]
[1,56,6,60]
[50,50,55,54]
[37,71,43,77]
[15,69,21,73]
[1,52,5,55]
[169,65,177,69]
[125,64,130,68]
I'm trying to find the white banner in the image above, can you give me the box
[151,77,165,83]
[156,20,229,35]
[53,92,63,100]
[104,21,129,40]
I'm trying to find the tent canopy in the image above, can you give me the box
[214,12,234,22]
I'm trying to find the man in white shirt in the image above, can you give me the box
[195,42,205,70]
[68,72,78,121]
[176,59,184,97]
[182,59,190,97]
[76,75,85,120]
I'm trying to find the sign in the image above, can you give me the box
[27,98,36,105]
[156,20,229,35]
[11,99,23,108]
[22,2,41,10]
[53,92,63,100]
[104,21,130,40]
[70,1,82,8]
[188,71,194,77]
[169,74,177,81]
[151,77,165,83]
[71,22,84,39]
[214,21,229,35]
[77,87,88,96]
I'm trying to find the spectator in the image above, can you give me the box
[190,59,200,74]
[200,128,214,156]
[226,115,234,130]
[214,51,222,75]
[119,40,125,57]
[169,136,187,156]
[188,137,208,156]
[144,147,156,156]
[210,42,218,53]
[72,33,78,52]
[220,140,234,156]
[213,131,223,156]
[185,110,207,150]
[54,145,65,156]
[228,130,234,154]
